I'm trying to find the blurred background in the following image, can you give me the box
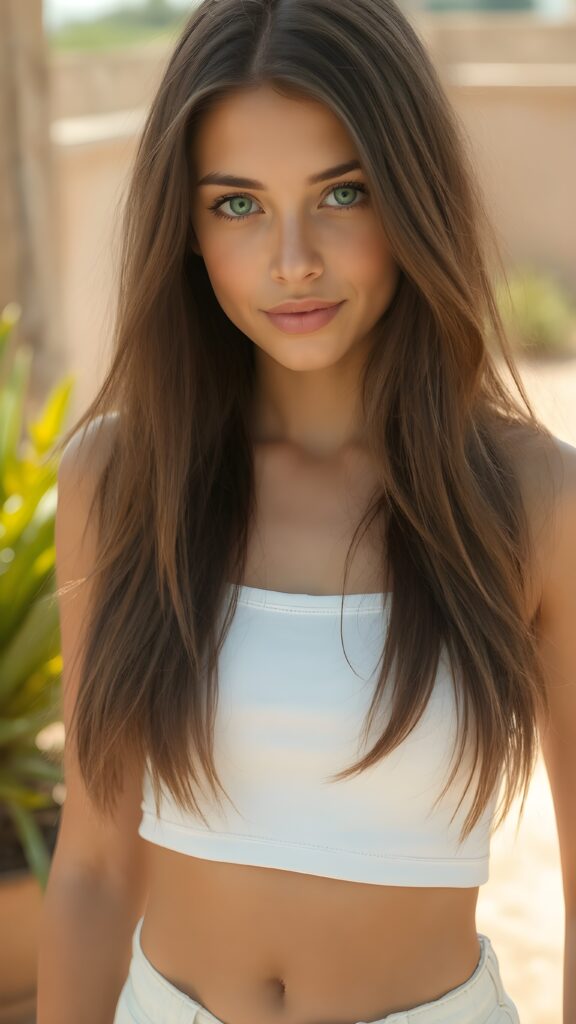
[0,1,575,1022]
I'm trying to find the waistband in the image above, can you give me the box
[123,915,516,1024]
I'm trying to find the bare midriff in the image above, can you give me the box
[139,847,481,1024]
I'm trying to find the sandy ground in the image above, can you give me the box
[476,352,576,1024]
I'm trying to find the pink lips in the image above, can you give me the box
[264,301,345,334]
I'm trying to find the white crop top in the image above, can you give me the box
[138,584,503,886]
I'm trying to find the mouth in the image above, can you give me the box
[265,298,343,315]
[263,301,345,335]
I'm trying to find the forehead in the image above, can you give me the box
[192,84,356,174]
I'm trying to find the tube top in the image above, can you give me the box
[138,584,502,886]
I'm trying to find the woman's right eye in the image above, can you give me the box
[208,195,260,222]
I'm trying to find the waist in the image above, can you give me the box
[139,848,481,1021]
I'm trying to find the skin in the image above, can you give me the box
[135,83,562,1024]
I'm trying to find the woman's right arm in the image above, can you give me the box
[36,416,150,1024]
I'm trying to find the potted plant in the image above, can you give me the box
[0,303,74,1024]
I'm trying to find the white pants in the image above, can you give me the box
[114,916,521,1024]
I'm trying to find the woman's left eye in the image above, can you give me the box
[208,181,370,222]
[323,182,369,211]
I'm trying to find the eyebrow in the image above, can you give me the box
[196,159,363,189]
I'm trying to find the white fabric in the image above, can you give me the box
[138,584,502,886]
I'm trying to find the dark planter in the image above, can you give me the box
[0,806,61,1024]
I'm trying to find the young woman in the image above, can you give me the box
[37,1,576,1022]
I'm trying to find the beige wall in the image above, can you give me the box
[444,67,576,288]
[50,42,170,121]
[51,112,143,419]
[419,11,576,64]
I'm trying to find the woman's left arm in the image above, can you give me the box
[534,439,576,1024]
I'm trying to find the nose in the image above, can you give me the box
[269,217,324,284]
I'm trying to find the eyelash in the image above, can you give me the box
[207,180,370,222]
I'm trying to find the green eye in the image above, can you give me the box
[209,180,370,222]
[228,196,256,217]
[326,184,366,208]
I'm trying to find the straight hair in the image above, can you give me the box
[53,0,559,844]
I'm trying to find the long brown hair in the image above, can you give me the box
[52,0,558,844]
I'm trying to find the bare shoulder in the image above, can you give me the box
[59,411,120,489]
[504,424,575,622]
[531,433,576,624]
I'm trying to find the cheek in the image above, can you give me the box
[202,236,254,301]
[334,220,394,271]
[346,233,397,294]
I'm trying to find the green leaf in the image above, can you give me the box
[0,303,21,367]
[0,551,56,647]
[1,663,61,718]
[0,708,57,748]
[3,749,63,784]
[0,771,53,804]
[28,375,75,457]
[0,345,33,501]
[4,798,52,890]
[0,593,61,704]
[2,456,58,509]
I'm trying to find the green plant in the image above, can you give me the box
[496,266,576,357]
[0,303,74,890]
